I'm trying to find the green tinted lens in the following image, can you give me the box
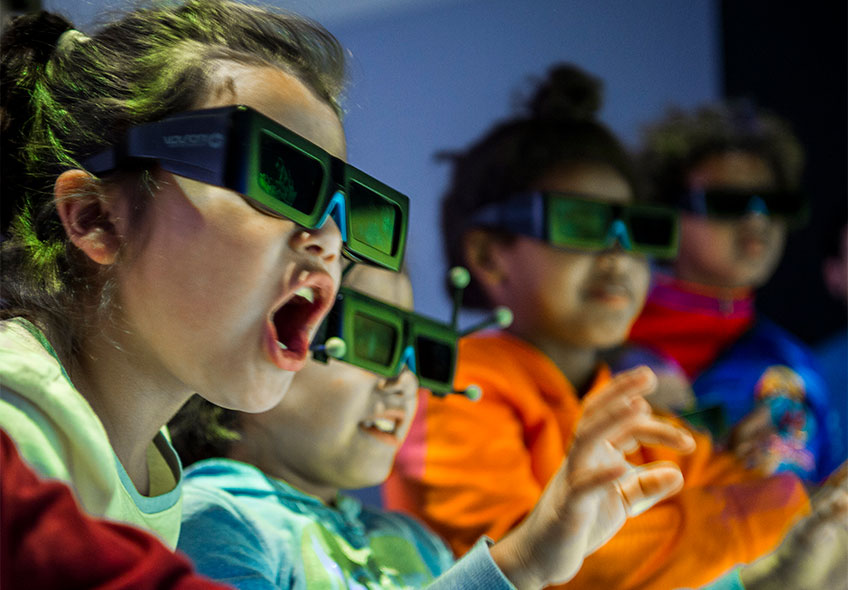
[348,180,401,256]
[627,209,678,257]
[342,166,408,271]
[548,197,612,248]
[329,288,459,392]
[257,130,326,218]
[352,311,398,367]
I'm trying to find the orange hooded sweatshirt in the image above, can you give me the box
[384,332,809,590]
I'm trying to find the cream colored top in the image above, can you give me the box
[0,319,183,547]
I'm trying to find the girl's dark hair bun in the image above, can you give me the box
[1,11,75,68]
[526,63,603,123]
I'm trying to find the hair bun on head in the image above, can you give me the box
[1,11,76,66]
[526,63,603,123]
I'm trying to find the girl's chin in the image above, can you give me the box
[584,326,631,349]
[558,331,627,351]
[219,375,295,414]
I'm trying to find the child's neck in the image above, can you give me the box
[668,267,755,301]
[510,328,600,395]
[229,429,340,506]
[265,465,339,506]
[73,320,192,496]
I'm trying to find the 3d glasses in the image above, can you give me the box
[468,192,680,259]
[83,105,409,270]
[679,188,808,226]
[312,286,461,396]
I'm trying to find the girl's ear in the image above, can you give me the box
[54,169,123,265]
[463,229,508,292]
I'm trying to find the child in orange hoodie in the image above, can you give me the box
[384,63,810,590]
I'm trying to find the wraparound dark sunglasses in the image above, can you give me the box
[679,188,809,228]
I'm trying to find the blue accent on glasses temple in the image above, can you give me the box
[399,345,417,374]
[607,219,633,250]
[466,192,546,239]
[318,191,348,242]
[688,188,709,215]
[747,195,770,216]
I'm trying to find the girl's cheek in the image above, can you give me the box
[691,226,731,262]
[634,261,652,299]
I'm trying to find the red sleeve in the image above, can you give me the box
[0,430,231,590]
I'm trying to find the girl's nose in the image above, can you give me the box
[377,368,419,399]
[290,216,343,264]
[596,245,634,273]
[739,210,771,233]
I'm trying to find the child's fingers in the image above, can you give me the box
[822,459,848,489]
[811,478,848,523]
[794,483,848,548]
[571,395,646,461]
[576,381,656,444]
[575,391,694,459]
[627,395,654,417]
[566,464,630,500]
[731,406,774,449]
[581,366,657,414]
[615,461,684,517]
[608,417,696,455]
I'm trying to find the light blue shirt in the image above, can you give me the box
[178,458,514,589]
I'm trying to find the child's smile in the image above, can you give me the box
[582,272,638,308]
[359,407,407,445]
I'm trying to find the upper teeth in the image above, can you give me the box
[277,341,288,350]
[294,286,315,304]
[373,418,396,433]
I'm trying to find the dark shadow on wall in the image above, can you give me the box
[721,0,848,345]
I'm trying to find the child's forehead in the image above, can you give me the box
[687,151,775,189]
[202,61,346,160]
[343,265,414,310]
[533,161,632,204]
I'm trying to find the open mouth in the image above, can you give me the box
[358,409,406,445]
[266,278,332,371]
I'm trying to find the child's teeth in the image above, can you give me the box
[294,286,315,303]
[373,418,396,433]
[277,341,288,350]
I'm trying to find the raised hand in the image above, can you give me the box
[727,365,816,478]
[490,366,696,589]
[740,460,848,590]
[729,405,782,474]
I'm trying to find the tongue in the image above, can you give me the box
[273,299,312,355]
